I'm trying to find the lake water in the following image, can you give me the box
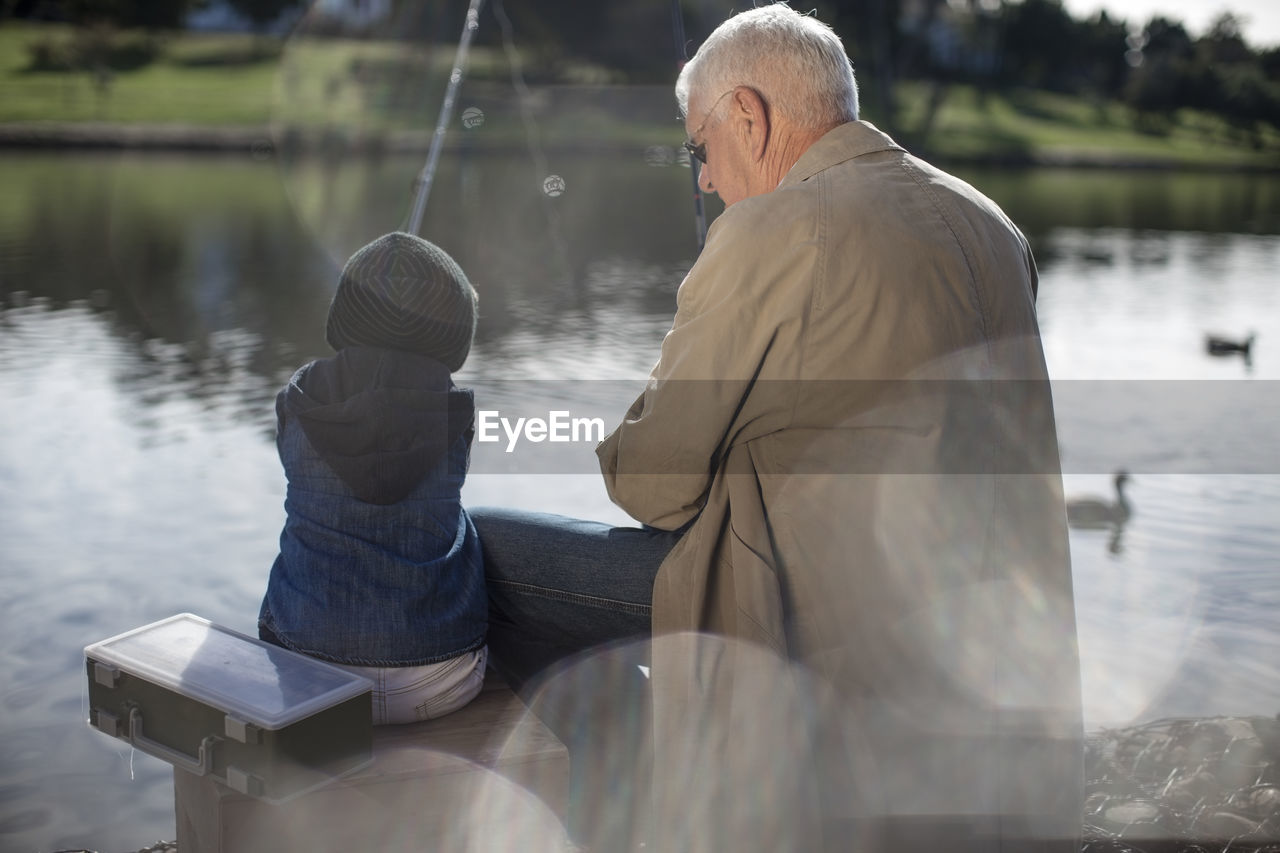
[1,149,1279,852]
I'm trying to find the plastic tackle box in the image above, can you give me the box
[85,613,373,802]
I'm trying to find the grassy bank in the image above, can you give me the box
[0,24,281,125]
[2,22,1278,167]
[895,82,1280,169]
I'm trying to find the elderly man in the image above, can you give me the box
[473,5,1083,851]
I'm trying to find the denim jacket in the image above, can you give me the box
[258,347,486,667]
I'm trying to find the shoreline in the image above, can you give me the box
[0,120,638,156]
[3,120,1279,171]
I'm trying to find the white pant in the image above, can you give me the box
[334,646,488,725]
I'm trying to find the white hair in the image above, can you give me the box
[675,4,859,131]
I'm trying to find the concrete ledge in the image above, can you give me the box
[174,676,569,853]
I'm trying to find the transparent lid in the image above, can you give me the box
[84,613,372,730]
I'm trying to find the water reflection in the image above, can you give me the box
[957,167,1280,247]
[2,151,1280,850]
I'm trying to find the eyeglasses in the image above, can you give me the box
[682,89,735,165]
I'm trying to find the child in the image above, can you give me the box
[258,232,487,724]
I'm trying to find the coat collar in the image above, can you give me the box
[777,120,905,190]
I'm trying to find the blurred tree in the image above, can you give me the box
[224,0,301,33]
[3,0,66,19]
[821,0,905,130]
[1142,15,1194,59]
[12,0,201,28]
[132,0,201,29]
[998,0,1080,91]
[1124,17,1194,131]
[1075,10,1129,101]
[1122,12,1280,143]
[1260,46,1280,82]
[386,0,462,43]
[493,0,611,78]
[1124,52,1182,130]
[1199,12,1251,64]
[589,0,688,81]
[21,0,201,77]
[64,0,127,25]
[894,0,1005,142]
[1194,15,1275,143]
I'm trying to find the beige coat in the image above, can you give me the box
[598,122,1083,851]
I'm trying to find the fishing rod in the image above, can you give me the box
[408,0,705,250]
[405,0,486,236]
[671,0,708,252]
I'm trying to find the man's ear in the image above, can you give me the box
[731,87,771,163]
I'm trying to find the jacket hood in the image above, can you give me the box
[280,347,474,505]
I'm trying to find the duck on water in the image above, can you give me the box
[1205,332,1255,364]
[1066,471,1132,554]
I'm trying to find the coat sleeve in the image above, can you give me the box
[596,197,818,529]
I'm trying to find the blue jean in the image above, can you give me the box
[471,507,681,688]
[469,507,683,848]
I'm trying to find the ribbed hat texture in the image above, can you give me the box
[325,232,478,371]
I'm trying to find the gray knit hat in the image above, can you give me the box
[326,232,478,371]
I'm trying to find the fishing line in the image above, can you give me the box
[491,0,572,279]
[406,0,701,269]
[670,0,708,251]
[405,0,486,235]
[491,0,550,187]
